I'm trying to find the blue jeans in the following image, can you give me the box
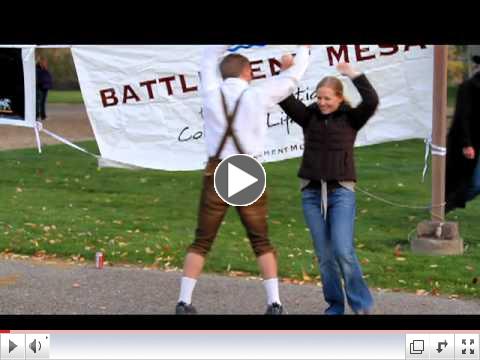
[302,187,374,314]
[466,157,480,202]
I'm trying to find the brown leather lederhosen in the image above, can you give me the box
[187,89,274,257]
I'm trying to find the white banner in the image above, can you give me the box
[71,45,434,171]
[0,45,36,128]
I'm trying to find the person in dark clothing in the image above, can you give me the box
[279,62,379,315]
[445,55,480,213]
[36,57,53,120]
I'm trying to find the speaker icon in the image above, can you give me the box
[29,339,41,354]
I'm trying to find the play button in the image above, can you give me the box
[9,340,17,353]
[214,154,266,206]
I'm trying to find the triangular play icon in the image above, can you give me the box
[9,340,17,353]
[227,163,258,197]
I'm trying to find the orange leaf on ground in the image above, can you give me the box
[302,270,312,281]
[0,275,19,286]
[416,289,429,296]
[394,244,402,257]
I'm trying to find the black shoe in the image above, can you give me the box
[175,301,197,315]
[265,302,284,315]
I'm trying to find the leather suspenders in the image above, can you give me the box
[213,89,247,158]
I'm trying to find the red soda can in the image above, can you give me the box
[95,252,104,269]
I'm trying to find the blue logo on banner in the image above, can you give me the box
[227,44,267,52]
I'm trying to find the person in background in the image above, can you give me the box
[36,56,53,120]
[445,55,480,213]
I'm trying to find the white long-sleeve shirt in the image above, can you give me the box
[200,45,310,160]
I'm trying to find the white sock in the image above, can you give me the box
[178,276,197,304]
[263,278,281,305]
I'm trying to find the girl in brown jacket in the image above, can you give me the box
[280,62,379,314]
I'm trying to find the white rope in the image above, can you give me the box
[422,135,447,182]
[36,121,99,158]
[356,185,445,210]
[33,120,42,154]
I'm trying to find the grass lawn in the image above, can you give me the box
[448,85,457,108]
[1,139,479,298]
[48,90,83,104]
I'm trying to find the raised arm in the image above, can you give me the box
[199,45,229,95]
[279,95,310,128]
[337,63,379,130]
[258,45,311,107]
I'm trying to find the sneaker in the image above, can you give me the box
[265,302,284,315]
[175,301,197,315]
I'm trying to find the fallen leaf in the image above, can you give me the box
[229,271,250,277]
[416,289,429,296]
[394,244,402,257]
[145,247,154,254]
[0,275,19,286]
[302,269,312,281]
[431,287,440,296]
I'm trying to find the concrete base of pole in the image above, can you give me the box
[411,221,463,255]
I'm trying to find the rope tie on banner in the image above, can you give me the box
[422,134,447,183]
[36,121,100,159]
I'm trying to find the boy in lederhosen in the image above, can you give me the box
[175,45,310,315]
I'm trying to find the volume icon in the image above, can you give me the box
[29,339,41,354]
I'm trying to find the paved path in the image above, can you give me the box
[0,256,478,315]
